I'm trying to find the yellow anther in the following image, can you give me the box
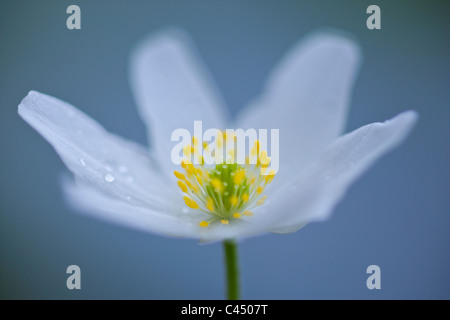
[260,167,268,175]
[251,140,260,157]
[174,171,185,180]
[206,198,215,211]
[242,193,249,202]
[250,177,256,184]
[243,210,254,216]
[233,170,245,185]
[259,150,270,166]
[183,196,199,209]
[211,178,223,191]
[216,132,223,148]
[196,175,203,186]
[192,136,198,146]
[256,186,264,194]
[185,179,193,189]
[199,221,209,228]
[227,149,235,160]
[183,144,192,157]
[265,170,276,183]
[257,195,268,206]
[230,196,238,206]
[203,141,208,149]
[185,163,194,175]
[233,213,241,218]
[221,219,229,225]
[177,180,188,193]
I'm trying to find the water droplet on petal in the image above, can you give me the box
[79,158,86,166]
[182,208,189,214]
[104,173,115,182]
[126,175,134,183]
[126,196,131,201]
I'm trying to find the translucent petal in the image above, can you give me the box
[129,27,229,174]
[236,30,362,186]
[253,111,418,233]
[63,177,199,238]
[18,91,173,210]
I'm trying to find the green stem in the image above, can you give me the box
[223,239,240,300]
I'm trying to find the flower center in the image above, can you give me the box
[174,134,275,227]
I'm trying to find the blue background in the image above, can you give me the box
[1,0,449,299]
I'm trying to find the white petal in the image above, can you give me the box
[18,91,173,210]
[129,27,229,174]
[236,30,361,186]
[63,177,199,238]
[64,176,271,241]
[254,111,418,233]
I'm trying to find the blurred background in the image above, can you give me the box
[1,0,449,299]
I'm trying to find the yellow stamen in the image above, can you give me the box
[174,171,185,180]
[250,140,260,157]
[233,170,245,185]
[185,179,193,189]
[183,144,192,157]
[176,134,276,227]
[185,163,194,175]
[183,196,199,209]
[206,198,214,211]
[211,178,222,191]
[259,150,270,166]
[196,175,203,186]
[177,180,188,193]
[265,170,276,183]
[257,195,268,206]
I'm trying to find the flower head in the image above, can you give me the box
[174,136,275,227]
[18,27,417,242]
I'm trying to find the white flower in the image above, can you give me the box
[18,28,417,242]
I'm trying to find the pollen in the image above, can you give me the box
[176,135,276,227]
